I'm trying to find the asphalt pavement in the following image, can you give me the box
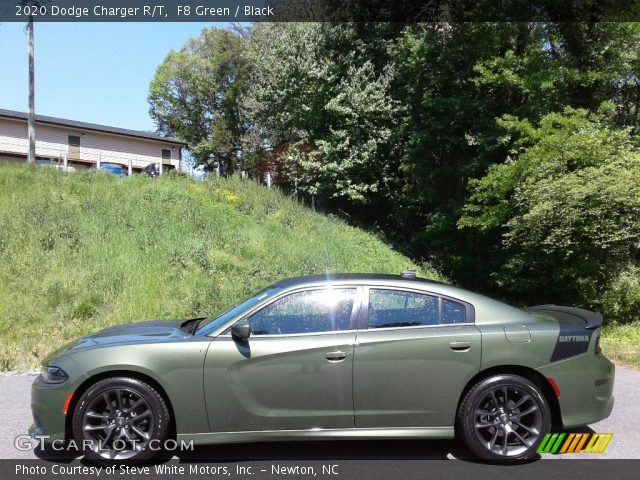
[0,366,638,461]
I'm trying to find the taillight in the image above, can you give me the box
[595,335,601,354]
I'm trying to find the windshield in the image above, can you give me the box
[195,286,282,336]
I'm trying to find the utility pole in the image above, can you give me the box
[27,12,36,164]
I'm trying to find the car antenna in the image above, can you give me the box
[401,269,417,279]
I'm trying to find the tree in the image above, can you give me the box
[245,23,391,198]
[147,22,640,321]
[148,26,249,172]
[460,106,640,313]
[389,22,640,289]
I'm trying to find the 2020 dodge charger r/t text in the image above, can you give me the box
[30,272,614,463]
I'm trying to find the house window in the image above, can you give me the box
[68,135,80,160]
[161,149,171,161]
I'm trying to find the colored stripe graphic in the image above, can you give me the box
[567,433,587,453]
[550,433,566,453]
[538,433,613,454]
[537,433,566,453]
[573,433,590,453]
[537,433,552,453]
[559,433,575,454]
[584,433,613,453]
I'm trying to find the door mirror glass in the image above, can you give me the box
[231,320,251,340]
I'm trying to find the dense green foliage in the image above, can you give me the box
[148,22,640,327]
[0,165,437,370]
[461,106,640,312]
[148,27,249,172]
[244,23,402,205]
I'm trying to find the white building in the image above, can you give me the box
[0,108,186,174]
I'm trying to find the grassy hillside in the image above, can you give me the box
[0,164,441,370]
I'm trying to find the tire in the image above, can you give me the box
[71,377,170,462]
[456,374,551,463]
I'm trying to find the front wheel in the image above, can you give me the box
[456,374,551,463]
[71,377,170,462]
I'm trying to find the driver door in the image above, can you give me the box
[203,286,361,432]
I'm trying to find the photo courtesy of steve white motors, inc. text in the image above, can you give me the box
[14,464,340,476]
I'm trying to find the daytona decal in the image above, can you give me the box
[558,335,590,342]
[550,323,594,362]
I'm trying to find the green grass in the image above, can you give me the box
[0,164,442,371]
[601,322,640,370]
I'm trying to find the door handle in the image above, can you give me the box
[449,341,471,352]
[325,351,347,362]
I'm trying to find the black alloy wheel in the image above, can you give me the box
[457,374,551,463]
[72,377,170,462]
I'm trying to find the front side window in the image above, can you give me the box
[196,286,282,336]
[248,288,357,336]
[368,289,439,328]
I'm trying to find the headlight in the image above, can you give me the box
[41,366,68,384]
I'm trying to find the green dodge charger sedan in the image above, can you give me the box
[30,271,614,463]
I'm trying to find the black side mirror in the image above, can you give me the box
[231,320,251,340]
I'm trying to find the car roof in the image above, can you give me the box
[270,273,538,327]
[273,273,446,289]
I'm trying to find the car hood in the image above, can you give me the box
[45,319,204,359]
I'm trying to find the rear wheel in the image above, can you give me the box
[71,377,170,462]
[457,374,551,463]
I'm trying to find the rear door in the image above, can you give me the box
[204,286,361,432]
[353,287,481,428]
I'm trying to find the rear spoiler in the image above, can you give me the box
[527,304,603,329]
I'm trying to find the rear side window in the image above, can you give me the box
[368,289,469,329]
[248,288,356,335]
[368,290,439,328]
[441,298,466,324]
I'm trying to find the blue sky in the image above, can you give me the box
[0,22,226,131]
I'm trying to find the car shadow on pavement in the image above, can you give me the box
[32,444,78,463]
[176,439,470,462]
[33,439,477,463]
[35,430,606,465]
[40,431,610,464]
[561,426,596,435]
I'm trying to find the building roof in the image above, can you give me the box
[0,108,187,146]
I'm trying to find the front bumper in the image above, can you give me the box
[30,374,73,441]
[29,353,88,441]
[537,353,615,428]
